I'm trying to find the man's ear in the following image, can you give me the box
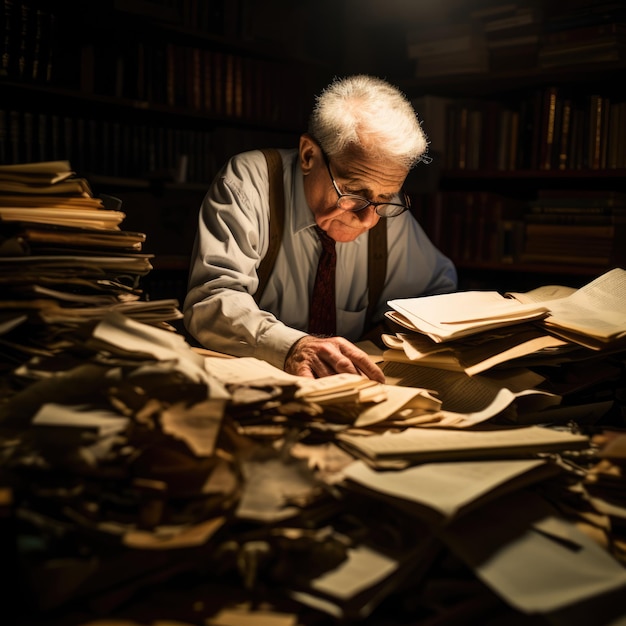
[299,134,317,175]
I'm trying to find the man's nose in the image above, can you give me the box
[357,205,380,228]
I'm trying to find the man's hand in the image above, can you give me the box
[285,335,385,383]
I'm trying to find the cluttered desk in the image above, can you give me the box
[1,163,626,626]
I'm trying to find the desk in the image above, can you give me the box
[1,320,625,626]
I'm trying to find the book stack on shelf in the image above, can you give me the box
[405,22,489,79]
[0,0,58,84]
[539,2,626,68]
[0,160,182,372]
[520,190,626,266]
[471,1,542,72]
[412,188,626,270]
[405,0,626,78]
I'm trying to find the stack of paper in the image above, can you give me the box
[381,323,573,377]
[202,355,443,430]
[380,269,626,427]
[386,291,550,343]
[0,161,182,368]
[2,309,625,624]
[386,268,626,351]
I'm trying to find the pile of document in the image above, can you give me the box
[0,161,182,372]
[2,310,626,625]
[378,268,626,427]
[1,167,625,623]
[385,267,626,356]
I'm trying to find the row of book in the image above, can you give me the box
[425,88,626,172]
[411,190,626,268]
[0,0,57,83]
[79,41,314,127]
[406,2,626,78]
[0,109,217,182]
[0,0,245,86]
[125,0,240,36]
[1,1,317,129]
[0,108,299,184]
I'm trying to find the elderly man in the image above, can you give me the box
[184,75,457,381]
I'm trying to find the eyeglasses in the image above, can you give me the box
[321,150,410,218]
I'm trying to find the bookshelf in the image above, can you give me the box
[396,0,626,291]
[0,0,338,300]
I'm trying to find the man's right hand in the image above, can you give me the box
[284,335,385,383]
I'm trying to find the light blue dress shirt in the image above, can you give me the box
[184,148,457,369]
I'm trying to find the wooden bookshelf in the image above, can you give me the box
[0,0,338,300]
[400,0,626,287]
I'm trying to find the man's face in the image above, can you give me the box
[299,135,409,243]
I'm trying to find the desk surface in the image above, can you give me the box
[2,325,625,626]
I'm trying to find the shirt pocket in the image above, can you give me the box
[337,306,367,341]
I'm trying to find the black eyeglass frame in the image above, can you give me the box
[319,149,411,218]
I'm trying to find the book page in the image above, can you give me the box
[385,326,568,376]
[337,425,590,462]
[353,384,441,428]
[204,355,301,386]
[310,545,398,600]
[505,284,577,304]
[92,311,220,388]
[381,361,518,414]
[390,291,548,324]
[388,292,549,341]
[545,268,626,340]
[441,491,626,612]
[0,160,72,174]
[32,402,129,436]
[343,458,551,520]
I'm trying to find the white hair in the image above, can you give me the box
[307,75,429,169]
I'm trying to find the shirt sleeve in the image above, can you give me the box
[183,151,307,369]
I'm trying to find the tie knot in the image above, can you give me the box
[315,226,335,252]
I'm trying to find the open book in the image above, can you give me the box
[535,267,626,349]
[342,457,561,525]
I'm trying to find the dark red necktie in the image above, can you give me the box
[309,226,336,336]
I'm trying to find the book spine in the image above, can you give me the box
[519,252,610,265]
[524,223,615,238]
[557,99,572,170]
[0,0,15,78]
[543,22,626,45]
[0,108,6,164]
[607,102,621,169]
[588,94,604,169]
[407,34,476,58]
[16,0,29,79]
[540,87,558,170]
[458,105,468,169]
[165,43,176,107]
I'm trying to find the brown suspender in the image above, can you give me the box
[255,148,387,333]
[256,148,286,304]
[366,218,387,331]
